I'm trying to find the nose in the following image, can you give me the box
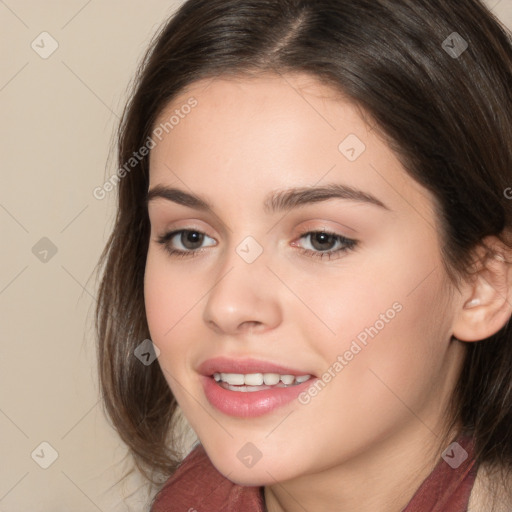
[202,249,283,336]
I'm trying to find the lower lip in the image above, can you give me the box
[201,375,316,418]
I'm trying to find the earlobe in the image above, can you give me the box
[452,238,512,342]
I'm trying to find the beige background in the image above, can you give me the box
[1,1,511,510]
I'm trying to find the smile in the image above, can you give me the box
[213,372,311,391]
[198,358,317,417]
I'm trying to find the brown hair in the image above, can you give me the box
[95,0,512,497]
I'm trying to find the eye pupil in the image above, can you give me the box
[311,232,335,251]
[181,231,203,249]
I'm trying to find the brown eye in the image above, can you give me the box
[156,229,216,257]
[309,232,337,251]
[294,230,358,261]
[180,231,204,250]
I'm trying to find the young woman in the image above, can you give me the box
[95,0,512,510]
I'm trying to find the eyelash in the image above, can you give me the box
[156,229,358,261]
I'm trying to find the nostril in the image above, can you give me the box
[238,320,264,333]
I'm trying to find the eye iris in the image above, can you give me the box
[311,232,336,251]
[181,231,203,249]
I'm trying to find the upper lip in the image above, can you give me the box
[198,357,315,377]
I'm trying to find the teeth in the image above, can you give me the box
[263,373,280,385]
[244,373,263,386]
[220,373,245,385]
[280,375,295,385]
[212,372,311,387]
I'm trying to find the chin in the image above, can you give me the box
[207,449,298,487]
[220,466,283,487]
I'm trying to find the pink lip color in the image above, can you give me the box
[198,357,316,418]
[198,357,313,377]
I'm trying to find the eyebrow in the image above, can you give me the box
[146,183,389,213]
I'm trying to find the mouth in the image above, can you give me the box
[198,357,317,417]
[212,372,312,392]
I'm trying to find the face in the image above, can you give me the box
[144,73,465,486]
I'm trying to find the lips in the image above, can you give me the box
[198,357,314,377]
[198,357,317,418]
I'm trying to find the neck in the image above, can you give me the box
[264,419,462,512]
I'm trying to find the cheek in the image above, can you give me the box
[295,236,451,399]
[285,225,440,345]
[143,249,203,347]
[143,251,204,405]
[284,257,407,354]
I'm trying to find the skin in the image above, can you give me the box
[143,73,509,512]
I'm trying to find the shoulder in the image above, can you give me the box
[468,463,512,512]
[150,444,265,512]
[150,444,224,511]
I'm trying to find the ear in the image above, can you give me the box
[452,237,512,342]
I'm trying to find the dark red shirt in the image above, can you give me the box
[151,435,477,512]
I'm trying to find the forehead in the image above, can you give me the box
[148,72,436,224]
[152,72,366,153]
